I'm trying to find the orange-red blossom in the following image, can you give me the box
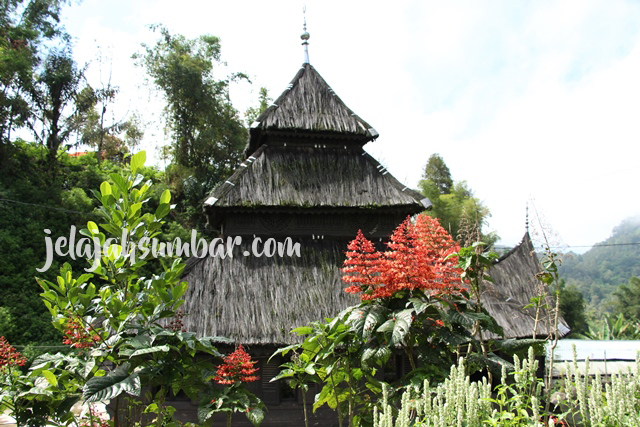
[214,345,260,385]
[342,214,464,300]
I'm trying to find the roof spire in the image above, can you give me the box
[301,5,310,64]
[525,202,529,233]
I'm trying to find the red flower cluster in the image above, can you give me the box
[343,215,464,300]
[214,345,260,385]
[166,310,186,332]
[62,317,100,349]
[0,336,27,371]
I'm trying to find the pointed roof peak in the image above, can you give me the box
[247,63,378,154]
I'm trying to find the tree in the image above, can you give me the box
[29,152,265,426]
[422,153,453,194]
[0,0,68,161]
[134,26,247,181]
[420,178,495,245]
[557,279,588,336]
[613,276,640,320]
[27,47,85,167]
[244,86,271,126]
[73,85,143,165]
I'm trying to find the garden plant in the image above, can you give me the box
[0,151,264,426]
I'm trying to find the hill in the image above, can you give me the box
[560,214,640,305]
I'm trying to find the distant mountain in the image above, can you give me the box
[560,214,640,305]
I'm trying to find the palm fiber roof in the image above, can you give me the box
[247,63,377,154]
[181,233,568,344]
[483,232,570,339]
[205,144,428,214]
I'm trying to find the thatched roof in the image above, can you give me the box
[204,145,428,218]
[181,239,358,345]
[181,232,569,345]
[483,232,570,339]
[247,63,377,154]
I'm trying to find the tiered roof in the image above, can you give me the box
[246,63,378,154]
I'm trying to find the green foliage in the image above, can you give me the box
[0,0,68,156]
[28,46,85,166]
[0,307,13,337]
[245,87,272,126]
[72,84,144,165]
[557,279,588,336]
[560,214,640,306]
[272,286,506,427]
[576,312,640,340]
[0,142,195,347]
[613,276,640,320]
[419,156,495,245]
[422,153,452,195]
[198,381,266,427]
[0,142,100,346]
[559,346,640,427]
[0,151,261,426]
[374,347,549,427]
[134,25,246,181]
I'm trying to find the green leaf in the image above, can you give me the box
[129,202,142,217]
[100,181,112,197]
[246,406,265,427]
[292,326,313,335]
[83,363,141,402]
[42,369,57,386]
[155,203,170,219]
[362,346,391,366]
[130,151,146,174]
[87,221,99,235]
[160,189,171,204]
[110,173,129,193]
[378,310,411,346]
[197,405,215,423]
[129,345,170,358]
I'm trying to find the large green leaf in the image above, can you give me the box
[130,151,146,174]
[362,345,391,367]
[378,309,412,346]
[246,406,265,427]
[83,363,141,402]
[128,345,170,358]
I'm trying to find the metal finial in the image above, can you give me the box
[301,6,310,64]
[525,203,529,233]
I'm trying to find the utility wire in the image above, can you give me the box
[1,196,639,250]
[0,196,98,216]
[494,242,640,250]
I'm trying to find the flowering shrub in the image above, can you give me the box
[201,345,265,427]
[0,336,26,371]
[30,152,243,426]
[214,345,260,385]
[62,316,100,349]
[274,215,504,427]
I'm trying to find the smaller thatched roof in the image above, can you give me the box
[204,145,429,222]
[246,63,377,154]
[483,232,570,339]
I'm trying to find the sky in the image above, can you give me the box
[61,0,640,252]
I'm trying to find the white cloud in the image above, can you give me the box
[60,0,640,251]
